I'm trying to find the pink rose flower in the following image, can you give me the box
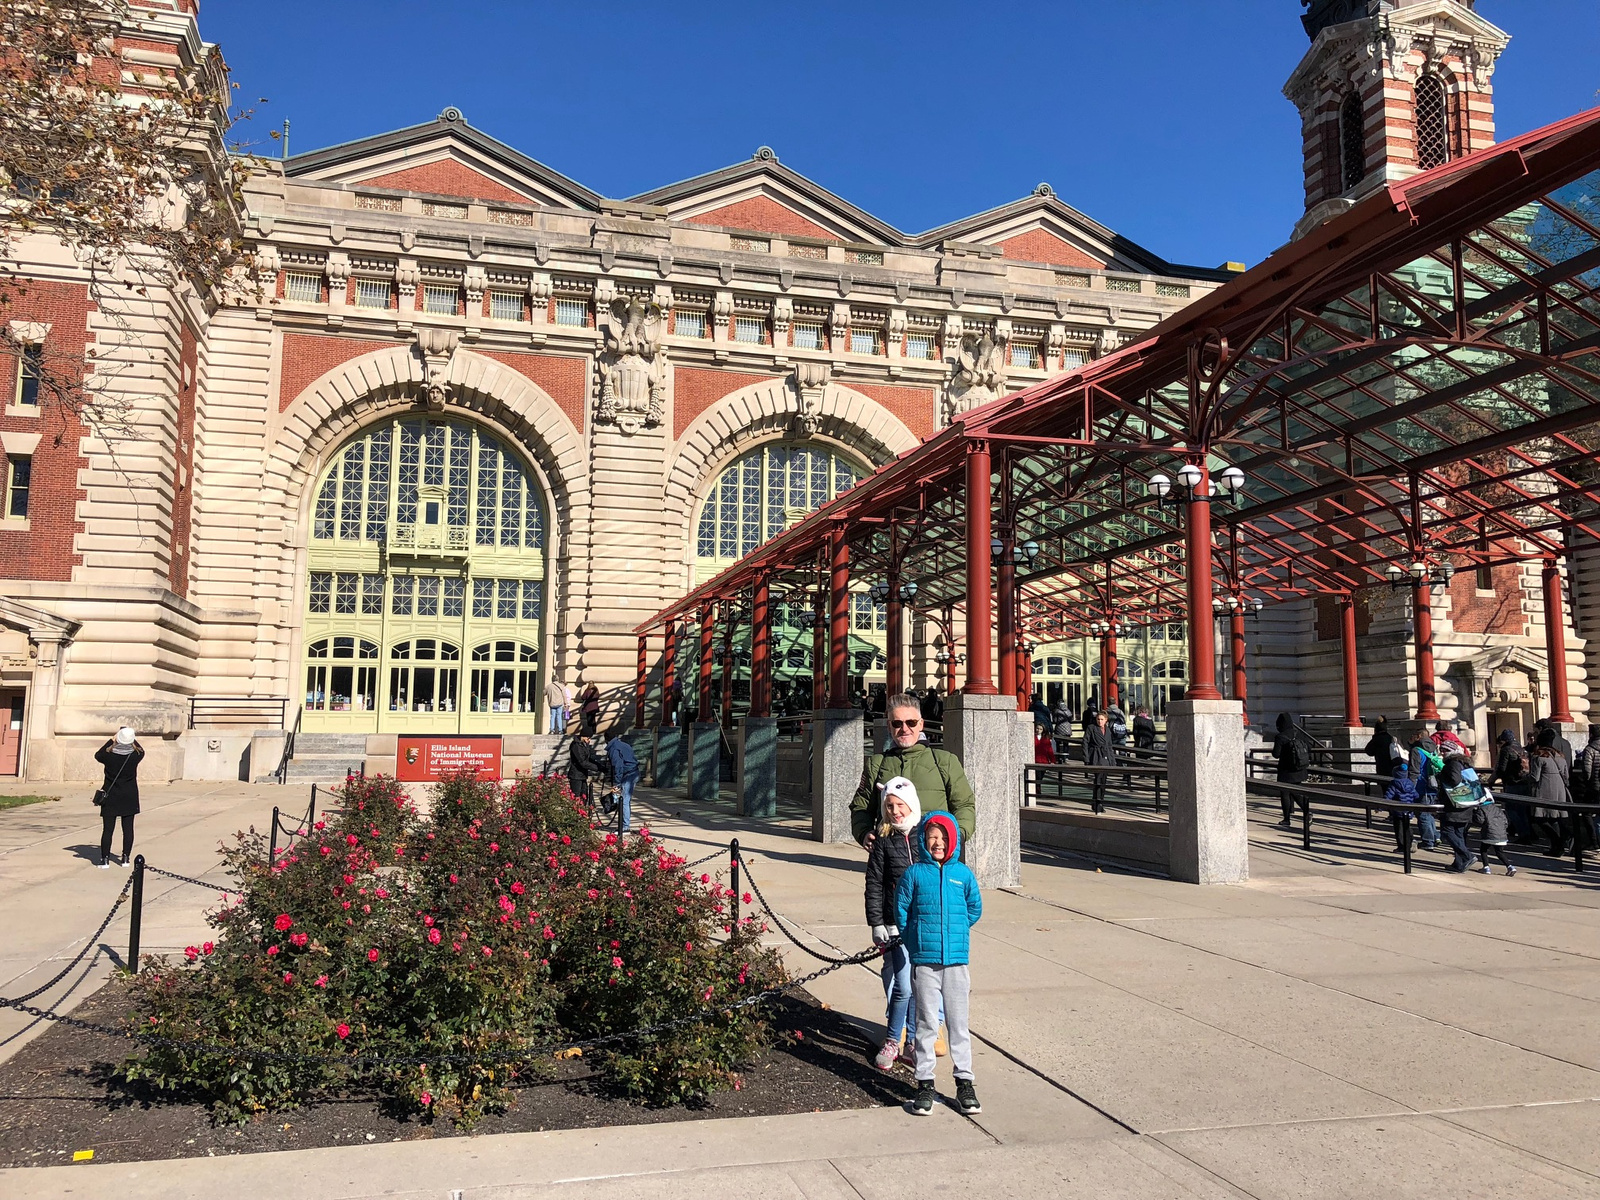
[366,948,380,962]
[274,914,293,932]
[336,1022,351,1039]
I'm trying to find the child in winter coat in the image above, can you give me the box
[1383,763,1420,851]
[1476,793,1515,876]
[894,812,983,1117]
[864,776,921,1071]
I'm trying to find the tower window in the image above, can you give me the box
[15,343,42,407]
[5,456,30,518]
[1415,75,1450,171]
[1341,91,1366,191]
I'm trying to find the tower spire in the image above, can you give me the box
[1286,0,1508,238]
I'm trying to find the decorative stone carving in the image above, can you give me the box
[829,302,851,353]
[946,326,1009,419]
[324,252,349,307]
[395,258,420,304]
[772,297,793,343]
[790,362,830,436]
[463,265,487,310]
[414,327,459,410]
[1096,326,1123,358]
[595,295,666,434]
[528,271,552,322]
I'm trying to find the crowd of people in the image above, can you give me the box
[1356,714,1598,873]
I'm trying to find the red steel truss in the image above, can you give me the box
[637,106,1600,709]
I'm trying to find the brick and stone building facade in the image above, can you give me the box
[0,0,1230,780]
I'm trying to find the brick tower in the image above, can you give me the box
[1286,0,1510,237]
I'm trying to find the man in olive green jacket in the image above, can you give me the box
[850,694,977,846]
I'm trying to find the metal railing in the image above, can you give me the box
[1024,755,1168,814]
[273,704,301,784]
[188,696,287,730]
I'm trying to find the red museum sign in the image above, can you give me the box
[395,735,503,781]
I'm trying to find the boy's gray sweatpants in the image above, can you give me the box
[913,963,972,1081]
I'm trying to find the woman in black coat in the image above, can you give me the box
[1273,712,1311,828]
[93,727,144,868]
[565,731,608,803]
[1082,710,1115,810]
[1528,726,1574,856]
[1364,717,1400,779]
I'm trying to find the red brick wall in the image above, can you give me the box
[1449,565,1527,636]
[994,230,1103,270]
[685,197,834,240]
[0,280,91,580]
[278,333,396,412]
[479,351,587,432]
[168,322,198,597]
[673,368,780,438]
[852,383,935,441]
[357,160,529,205]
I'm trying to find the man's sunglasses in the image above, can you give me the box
[890,718,922,729]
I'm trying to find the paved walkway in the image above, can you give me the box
[3,777,1600,1198]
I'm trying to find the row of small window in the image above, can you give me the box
[1052,272,1190,298]
[1032,657,1188,681]
[307,571,542,620]
[5,456,29,518]
[304,639,542,714]
[307,636,536,662]
[283,272,589,326]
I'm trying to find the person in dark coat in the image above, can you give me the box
[1488,727,1534,842]
[1132,706,1157,752]
[1272,712,1311,828]
[864,776,921,1071]
[1574,725,1600,850]
[94,727,144,868]
[1364,717,1401,779]
[604,733,642,834]
[1029,695,1053,734]
[1434,754,1481,872]
[1082,709,1115,810]
[1528,726,1574,856]
[565,731,608,805]
[1050,701,1074,757]
[578,683,601,736]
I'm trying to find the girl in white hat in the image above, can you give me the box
[92,727,144,868]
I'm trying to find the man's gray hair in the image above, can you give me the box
[886,693,921,717]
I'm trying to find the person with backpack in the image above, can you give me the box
[1383,762,1421,851]
[1273,713,1312,828]
[1365,717,1402,779]
[1435,753,1484,872]
[1408,733,1444,850]
[565,730,608,808]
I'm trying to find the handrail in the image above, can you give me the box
[188,696,288,730]
[274,704,302,785]
[1025,757,1168,814]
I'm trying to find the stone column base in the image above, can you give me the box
[1326,725,1373,776]
[737,716,778,818]
[811,708,863,844]
[944,691,1028,889]
[1167,698,1248,884]
[688,721,722,803]
[653,726,684,789]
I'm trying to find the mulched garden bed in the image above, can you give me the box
[0,982,914,1167]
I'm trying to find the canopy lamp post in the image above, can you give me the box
[1088,617,1124,708]
[992,536,1041,711]
[1148,461,1243,701]
[1385,557,1453,721]
[933,645,966,697]
[1211,593,1258,725]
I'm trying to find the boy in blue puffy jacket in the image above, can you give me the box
[894,811,982,1116]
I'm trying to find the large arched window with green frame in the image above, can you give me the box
[303,416,549,734]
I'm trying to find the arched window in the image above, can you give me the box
[695,443,863,567]
[387,639,460,714]
[1415,75,1450,171]
[1341,91,1366,191]
[304,636,378,712]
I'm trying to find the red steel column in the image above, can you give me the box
[1230,607,1248,724]
[719,603,735,728]
[811,594,826,713]
[660,620,678,727]
[696,604,716,723]
[886,569,904,697]
[1412,582,1439,721]
[750,573,771,719]
[998,542,1018,709]
[1544,558,1575,723]
[1339,595,1361,728]
[1105,628,1120,707]
[1185,467,1223,700]
[965,441,997,695]
[1019,647,1034,707]
[634,635,648,727]
[828,525,851,709]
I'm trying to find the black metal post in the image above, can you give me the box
[1401,811,1414,874]
[729,839,740,928]
[308,786,317,831]
[128,855,145,973]
[269,805,280,864]
[1301,796,1312,851]
[617,783,625,838]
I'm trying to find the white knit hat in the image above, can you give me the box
[115,726,136,746]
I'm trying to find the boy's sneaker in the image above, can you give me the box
[910,1081,936,1115]
[1480,863,1492,874]
[1506,864,1517,877]
[955,1079,982,1115]
[873,1039,900,1071]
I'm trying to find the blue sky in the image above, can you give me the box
[206,0,1599,268]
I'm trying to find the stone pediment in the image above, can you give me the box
[629,149,903,245]
[285,108,602,211]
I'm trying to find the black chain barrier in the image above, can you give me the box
[0,840,890,1072]
[732,844,899,967]
[142,864,229,891]
[0,878,132,1008]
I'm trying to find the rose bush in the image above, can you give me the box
[122,771,783,1125]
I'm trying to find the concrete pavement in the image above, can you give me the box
[3,778,1600,1197]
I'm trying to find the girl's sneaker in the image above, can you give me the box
[873,1039,900,1071]
[1507,864,1517,877]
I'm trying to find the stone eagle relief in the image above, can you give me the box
[595,295,667,434]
